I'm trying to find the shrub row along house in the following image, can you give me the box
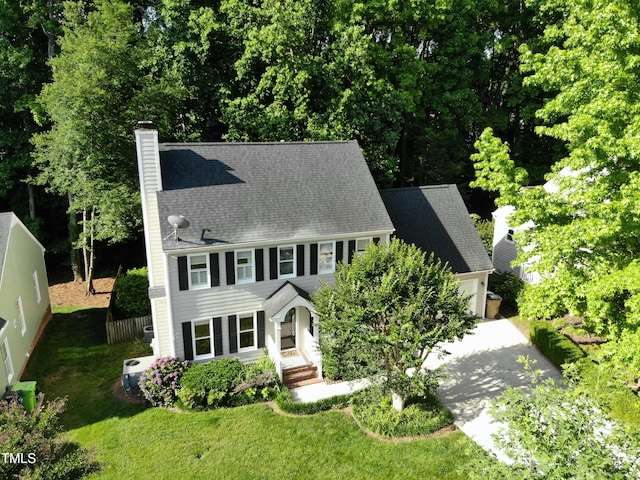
[0,213,52,393]
[135,122,492,382]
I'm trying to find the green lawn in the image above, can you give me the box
[23,306,484,479]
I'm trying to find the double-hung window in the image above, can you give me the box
[278,246,295,278]
[236,250,255,283]
[1,338,13,382]
[193,319,214,359]
[16,297,25,336]
[505,229,515,243]
[356,238,372,255]
[318,242,335,274]
[189,255,209,290]
[238,312,257,351]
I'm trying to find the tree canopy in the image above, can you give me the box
[312,239,477,412]
[472,0,640,382]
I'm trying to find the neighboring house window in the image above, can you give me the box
[318,242,335,274]
[505,229,515,243]
[33,271,41,305]
[189,254,210,290]
[193,319,214,359]
[1,338,13,382]
[356,238,372,254]
[278,246,296,278]
[238,312,257,351]
[236,250,255,283]
[16,297,25,336]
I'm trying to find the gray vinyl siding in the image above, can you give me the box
[492,237,521,277]
[166,240,359,361]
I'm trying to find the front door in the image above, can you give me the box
[281,308,296,350]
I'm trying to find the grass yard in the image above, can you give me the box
[22,306,483,479]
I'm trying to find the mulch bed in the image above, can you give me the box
[48,277,116,308]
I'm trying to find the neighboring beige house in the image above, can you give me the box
[134,122,493,386]
[0,212,52,393]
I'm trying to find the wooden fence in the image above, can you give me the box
[106,314,153,345]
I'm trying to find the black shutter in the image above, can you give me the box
[213,317,223,356]
[335,241,344,263]
[373,237,380,244]
[210,253,220,287]
[182,322,193,360]
[269,247,278,280]
[310,244,318,275]
[255,249,264,281]
[228,315,238,353]
[225,252,235,285]
[296,244,305,276]
[348,240,356,264]
[257,311,266,348]
[178,256,189,291]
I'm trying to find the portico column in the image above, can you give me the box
[274,321,282,352]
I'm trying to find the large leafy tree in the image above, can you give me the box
[32,0,184,293]
[313,239,477,412]
[0,0,62,227]
[472,0,640,381]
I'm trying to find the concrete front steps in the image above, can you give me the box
[283,365,322,388]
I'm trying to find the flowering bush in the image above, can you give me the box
[138,356,190,407]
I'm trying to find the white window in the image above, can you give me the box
[236,250,255,283]
[16,297,25,336]
[318,242,335,274]
[33,271,41,305]
[356,238,372,254]
[193,319,214,359]
[1,338,13,382]
[278,246,296,278]
[189,255,210,290]
[505,229,515,243]
[238,312,257,351]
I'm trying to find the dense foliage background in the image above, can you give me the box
[0,0,563,281]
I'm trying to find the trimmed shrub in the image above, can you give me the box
[275,388,352,415]
[139,356,191,407]
[490,272,524,311]
[114,267,151,318]
[530,320,585,368]
[351,390,453,437]
[177,358,245,409]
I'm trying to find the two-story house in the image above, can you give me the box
[135,122,492,384]
[135,123,395,382]
[0,212,52,393]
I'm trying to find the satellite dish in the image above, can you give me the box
[164,215,190,242]
[167,215,190,229]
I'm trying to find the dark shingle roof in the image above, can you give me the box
[379,185,493,274]
[156,141,394,250]
[263,281,311,319]
[0,212,14,281]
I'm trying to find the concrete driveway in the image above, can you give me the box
[423,318,563,460]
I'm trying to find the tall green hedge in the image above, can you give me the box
[114,267,151,318]
[530,320,585,368]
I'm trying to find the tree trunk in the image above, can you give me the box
[68,193,84,283]
[27,184,36,221]
[82,207,95,296]
[391,391,406,413]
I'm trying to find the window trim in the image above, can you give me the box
[505,229,515,243]
[278,245,296,279]
[16,297,26,336]
[1,338,14,383]
[355,237,373,254]
[192,318,215,360]
[188,254,210,290]
[318,241,335,274]
[235,249,256,284]
[237,311,258,353]
[33,270,41,305]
